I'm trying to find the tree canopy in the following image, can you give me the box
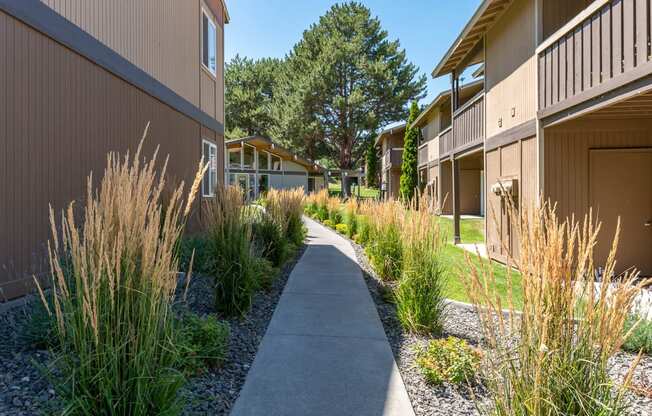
[225,55,283,139]
[225,2,426,170]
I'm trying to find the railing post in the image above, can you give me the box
[452,156,461,244]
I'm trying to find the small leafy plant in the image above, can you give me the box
[176,313,230,374]
[623,315,652,355]
[335,223,349,235]
[416,337,481,386]
[323,219,335,229]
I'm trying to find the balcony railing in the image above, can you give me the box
[538,0,652,116]
[439,127,453,157]
[382,148,403,170]
[418,143,428,166]
[452,93,484,152]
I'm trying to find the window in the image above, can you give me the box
[243,144,255,169]
[202,140,218,197]
[271,154,282,171]
[258,151,269,170]
[228,148,241,169]
[202,10,217,75]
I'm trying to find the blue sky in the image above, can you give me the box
[224,0,482,105]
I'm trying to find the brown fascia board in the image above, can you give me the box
[431,0,512,78]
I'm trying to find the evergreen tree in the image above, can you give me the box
[279,2,426,170]
[225,55,283,138]
[366,141,379,188]
[400,101,420,202]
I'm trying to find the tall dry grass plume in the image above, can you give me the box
[463,198,649,415]
[37,125,206,414]
[360,199,405,281]
[202,184,258,317]
[395,195,447,334]
[265,188,305,244]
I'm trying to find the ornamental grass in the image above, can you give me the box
[265,188,306,245]
[360,199,404,281]
[463,199,649,416]
[203,184,257,318]
[395,200,447,335]
[36,126,206,415]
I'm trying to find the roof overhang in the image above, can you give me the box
[431,0,513,78]
[226,136,324,173]
[374,123,406,147]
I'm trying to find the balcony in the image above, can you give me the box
[419,137,441,167]
[439,127,453,157]
[439,93,484,158]
[418,142,428,167]
[538,0,652,119]
[382,148,403,171]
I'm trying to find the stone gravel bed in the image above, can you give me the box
[180,244,305,415]
[0,245,305,416]
[349,238,652,416]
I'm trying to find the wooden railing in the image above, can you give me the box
[452,93,484,152]
[418,142,428,166]
[439,127,453,157]
[538,0,652,114]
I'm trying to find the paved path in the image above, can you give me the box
[231,218,414,416]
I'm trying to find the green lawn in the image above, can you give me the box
[438,216,485,243]
[441,244,523,310]
[329,182,379,199]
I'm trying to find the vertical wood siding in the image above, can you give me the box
[39,0,225,125]
[485,137,537,261]
[486,0,537,139]
[452,94,484,151]
[544,119,652,223]
[0,12,223,301]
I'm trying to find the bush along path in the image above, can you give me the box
[305,190,652,416]
[230,217,415,416]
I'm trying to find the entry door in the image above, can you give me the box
[590,149,652,276]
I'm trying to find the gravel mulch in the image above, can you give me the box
[0,306,56,416]
[349,238,652,416]
[0,245,305,416]
[180,244,305,415]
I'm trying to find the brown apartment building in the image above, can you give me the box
[375,123,406,200]
[0,0,229,302]
[425,0,651,275]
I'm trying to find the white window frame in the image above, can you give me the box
[202,139,218,197]
[201,9,217,76]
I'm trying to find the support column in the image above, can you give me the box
[452,157,461,244]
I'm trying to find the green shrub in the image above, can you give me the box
[623,315,652,354]
[20,298,58,350]
[251,213,288,267]
[178,235,210,275]
[367,221,402,281]
[317,205,329,222]
[204,186,257,318]
[356,215,371,245]
[323,219,335,229]
[395,210,447,335]
[335,223,349,235]
[416,337,481,385]
[176,313,229,374]
[252,256,278,291]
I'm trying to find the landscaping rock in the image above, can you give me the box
[352,240,652,416]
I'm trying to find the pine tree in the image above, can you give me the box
[400,101,420,202]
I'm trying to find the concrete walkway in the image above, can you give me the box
[231,218,414,416]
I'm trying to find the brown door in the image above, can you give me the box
[590,149,652,276]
